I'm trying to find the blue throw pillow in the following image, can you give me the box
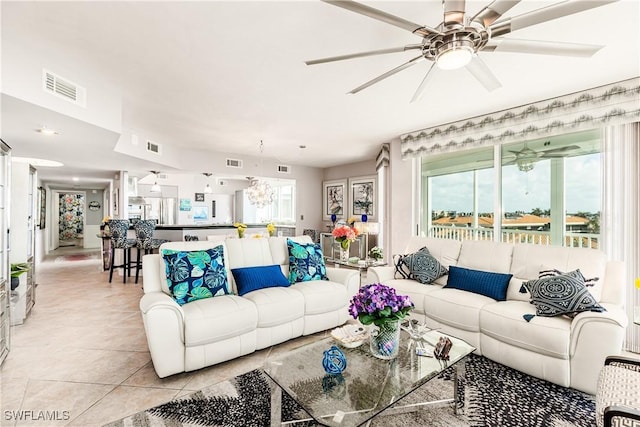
[231,265,290,296]
[287,239,328,284]
[444,265,513,301]
[162,245,231,305]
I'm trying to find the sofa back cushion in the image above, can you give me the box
[458,240,514,273]
[510,244,606,301]
[403,237,462,267]
[224,238,275,293]
[157,241,231,296]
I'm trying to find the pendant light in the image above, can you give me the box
[150,171,161,193]
[203,173,213,194]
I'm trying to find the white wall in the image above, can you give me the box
[388,138,413,256]
[2,37,122,133]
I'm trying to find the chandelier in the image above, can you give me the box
[246,140,274,207]
[246,177,274,208]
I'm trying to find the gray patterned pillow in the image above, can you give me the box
[522,271,605,319]
[400,247,448,285]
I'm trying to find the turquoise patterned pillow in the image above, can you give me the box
[162,246,230,305]
[286,239,328,284]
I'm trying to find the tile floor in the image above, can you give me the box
[0,246,327,426]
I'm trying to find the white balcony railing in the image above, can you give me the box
[427,226,599,249]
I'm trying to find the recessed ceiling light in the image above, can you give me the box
[37,126,59,135]
[12,157,64,167]
[72,177,79,182]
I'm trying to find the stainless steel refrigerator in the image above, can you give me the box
[143,197,177,225]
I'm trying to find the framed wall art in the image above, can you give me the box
[194,193,205,202]
[349,175,377,221]
[38,187,46,229]
[322,179,347,221]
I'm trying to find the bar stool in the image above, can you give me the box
[108,219,137,283]
[134,220,169,284]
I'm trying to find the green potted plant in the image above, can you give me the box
[10,263,30,291]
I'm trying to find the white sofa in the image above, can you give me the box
[368,237,628,395]
[140,236,360,378]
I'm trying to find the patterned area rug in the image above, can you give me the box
[103,355,596,427]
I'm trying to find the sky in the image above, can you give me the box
[430,153,601,214]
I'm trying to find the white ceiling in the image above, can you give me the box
[1,1,638,189]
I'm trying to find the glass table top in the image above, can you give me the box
[264,329,476,426]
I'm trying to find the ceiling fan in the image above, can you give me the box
[505,142,580,171]
[307,0,615,101]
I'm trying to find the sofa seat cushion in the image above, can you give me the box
[424,288,495,332]
[383,279,442,315]
[182,295,257,347]
[292,280,347,315]
[242,287,305,328]
[480,300,571,359]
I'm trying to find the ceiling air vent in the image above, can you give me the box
[42,69,86,107]
[277,164,291,174]
[226,158,243,168]
[146,140,161,154]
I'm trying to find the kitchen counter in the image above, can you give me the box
[152,223,296,241]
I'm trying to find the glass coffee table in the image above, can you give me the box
[264,329,475,426]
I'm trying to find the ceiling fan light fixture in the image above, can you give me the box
[436,44,474,70]
[516,157,536,172]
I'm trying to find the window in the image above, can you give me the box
[420,130,602,248]
[254,179,296,223]
[421,146,494,241]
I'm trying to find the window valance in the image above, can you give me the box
[400,77,640,159]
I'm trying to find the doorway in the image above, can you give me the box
[57,192,86,248]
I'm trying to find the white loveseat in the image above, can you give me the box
[369,237,628,395]
[140,236,360,378]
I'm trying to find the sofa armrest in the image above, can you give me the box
[139,292,186,378]
[325,267,360,298]
[367,266,395,284]
[569,304,629,394]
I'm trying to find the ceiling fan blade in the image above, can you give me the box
[410,63,437,103]
[471,0,520,27]
[443,0,466,27]
[490,0,618,37]
[305,44,422,65]
[541,145,580,154]
[322,0,443,37]
[484,38,603,57]
[465,55,501,92]
[349,55,425,94]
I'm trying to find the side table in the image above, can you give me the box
[325,258,387,285]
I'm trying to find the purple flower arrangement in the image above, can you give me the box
[348,283,414,327]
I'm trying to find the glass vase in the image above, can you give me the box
[339,244,350,262]
[369,319,400,359]
[237,229,245,239]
